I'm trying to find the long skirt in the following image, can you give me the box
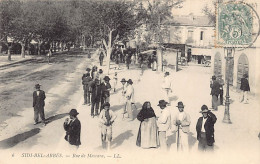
[136,117,159,148]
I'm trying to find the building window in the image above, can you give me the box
[188,30,193,39]
[200,31,204,40]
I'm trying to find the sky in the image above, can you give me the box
[172,0,215,16]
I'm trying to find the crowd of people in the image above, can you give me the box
[30,49,251,153]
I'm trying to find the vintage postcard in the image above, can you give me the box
[0,0,259,164]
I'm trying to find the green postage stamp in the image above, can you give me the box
[216,2,253,47]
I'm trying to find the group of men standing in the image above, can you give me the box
[155,100,217,152]
[81,66,112,118]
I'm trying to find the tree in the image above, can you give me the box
[90,0,143,74]
[0,0,22,60]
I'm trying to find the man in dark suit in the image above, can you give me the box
[33,84,46,125]
[100,76,112,112]
[210,75,220,110]
[240,73,250,104]
[64,109,81,148]
[82,73,92,105]
[196,105,217,152]
[90,79,102,117]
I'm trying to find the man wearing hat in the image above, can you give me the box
[33,84,46,125]
[90,79,102,117]
[99,102,117,150]
[196,105,217,151]
[161,72,172,105]
[125,79,135,120]
[172,101,191,152]
[240,73,250,104]
[100,76,112,111]
[157,100,171,150]
[217,75,225,105]
[82,73,92,105]
[64,109,81,148]
[210,75,220,110]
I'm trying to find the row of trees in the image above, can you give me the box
[0,0,183,70]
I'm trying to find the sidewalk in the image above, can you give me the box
[0,55,35,67]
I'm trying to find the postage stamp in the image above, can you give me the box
[215,2,253,47]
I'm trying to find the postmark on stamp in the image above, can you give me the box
[216,2,253,47]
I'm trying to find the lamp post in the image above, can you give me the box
[223,47,234,124]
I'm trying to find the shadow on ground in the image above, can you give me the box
[0,128,40,149]
[45,113,68,125]
[111,130,133,149]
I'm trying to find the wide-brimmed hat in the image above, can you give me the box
[35,84,41,88]
[99,69,103,73]
[86,68,91,71]
[69,109,79,116]
[200,105,210,113]
[165,72,170,76]
[103,76,110,81]
[176,101,184,108]
[157,100,168,107]
[212,75,216,80]
[121,78,127,82]
[103,102,110,107]
[127,79,133,84]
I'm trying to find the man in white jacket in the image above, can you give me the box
[162,72,172,105]
[157,100,171,150]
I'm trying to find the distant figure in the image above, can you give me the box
[47,48,52,64]
[85,68,92,78]
[152,55,157,71]
[240,73,250,104]
[91,66,98,80]
[196,105,217,152]
[120,78,127,119]
[97,69,104,85]
[100,76,112,111]
[82,73,92,105]
[112,72,118,92]
[157,100,171,150]
[99,49,104,66]
[90,79,102,117]
[125,79,135,120]
[33,84,46,125]
[172,101,191,152]
[161,72,172,105]
[126,54,131,69]
[64,109,81,149]
[136,101,159,148]
[217,75,225,105]
[210,75,220,110]
[99,102,117,150]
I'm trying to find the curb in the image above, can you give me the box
[0,58,36,68]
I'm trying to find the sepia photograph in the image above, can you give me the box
[0,0,259,163]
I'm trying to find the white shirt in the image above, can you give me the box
[201,117,207,132]
[36,91,40,96]
[162,76,171,89]
[178,112,184,121]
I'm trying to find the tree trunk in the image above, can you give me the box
[105,30,113,75]
[38,41,42,55]
[8,43,12,61]
[157,47,163,72]
[21,42,25,58]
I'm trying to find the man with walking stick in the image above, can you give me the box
[173,101,191,152]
